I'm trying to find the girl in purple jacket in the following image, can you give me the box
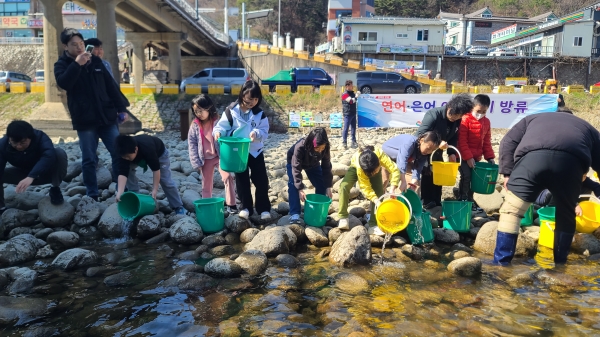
[188,94,237,214]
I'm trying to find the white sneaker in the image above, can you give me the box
[239,209,250,219]
[260,211,271,220]
[338,218,350,230]
[368,226,386,237]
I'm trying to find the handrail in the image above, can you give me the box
[168,0,227,43]
[0,37,43,45]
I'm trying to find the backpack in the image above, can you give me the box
[224,100,267,135]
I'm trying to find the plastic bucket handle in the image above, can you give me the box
[430,145,462,165]
[375,193,413,220]
[440,201,472,219]
[544,220,554,233]
[472,163,498,184]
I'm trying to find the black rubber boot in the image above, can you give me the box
[493,231,518,266]
[553,231,575,264]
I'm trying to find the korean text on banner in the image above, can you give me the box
[357,94,558,129]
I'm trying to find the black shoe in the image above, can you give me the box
[342,142,348,149]
[226,205,238,214]
[49,186,64,205]
[554,231,575,264]
[351,142,358,149]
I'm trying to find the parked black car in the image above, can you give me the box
[357,71,422,94]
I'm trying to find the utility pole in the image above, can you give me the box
[278,0,281,39]
[195,0,198,19]
[224,0,228,43]
[242,2,245,42]
[248,25,251,40]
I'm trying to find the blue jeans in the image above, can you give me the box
[342,114,356,144]
[77,124,120,198]
[286,163,327,216]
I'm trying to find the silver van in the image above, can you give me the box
[34,69,44,83]
[0,71,32,91]
[180,68,250,93]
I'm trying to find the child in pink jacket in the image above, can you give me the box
[188,94,237,214]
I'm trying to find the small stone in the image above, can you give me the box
[104,272,133,287]
[276,254,299,268]
[204,258,243,278]
[447,257,482,277]
[234,250,268,276]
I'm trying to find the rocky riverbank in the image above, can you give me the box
[2,129,600,335]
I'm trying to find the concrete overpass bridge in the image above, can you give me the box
[31,0,230,136]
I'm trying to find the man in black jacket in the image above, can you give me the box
[341,80,359,149]
[54,28,128,201]
[0,121,67,214]
[495,112,600,265]
[416,93,474,209]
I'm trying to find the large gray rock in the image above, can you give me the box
[74,225,102,241]
[0,296,50,325]
[8,227,33,239]
[328,226,372,267]
[136,215,161,239]
[447,257,482,277]
[73,196,102,227]
[204,258,243,278]
[234,250,268,275]
[51,248,98,271]
[240,228,260,243]
[571,233,600,255]
[0,234,45,267]
[225,215,251,234]
[433,228,461,244]
[276,254,299,268]
[46,231,79,250]
[0,209,37,236]
[286,224,306,242]
[202,234,227,247]
[305,226,329,247]
[38,197,75,228]
[7,267,37,294]
[276,215,306,227]
[35,245,55,259]
[245,226,297,257]
[65,161,82,182]
[97,203,125,238]
[4,190,45,211]
[169,217,204,244]
[182,190,201,213]
[473,221,536,257]
[249,209,282,227]
[96,166,112,189]
[104,271,133,287]
[209,245,235,256]
[162,272,217,291]
[473,191,504,214]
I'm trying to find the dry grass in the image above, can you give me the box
[264,91,341,113]
[0,93,45,131]
[563,92,600,129]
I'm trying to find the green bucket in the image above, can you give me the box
[218,137,251,173]
[520,205,534,227]
[442,200,472,233]
[471,162,499,195]
[403,189,422,216]
[538,206,555,222]
[304,194,332,227]
[118,191,156,220]
[194,198,225,233]
[407,211,434,245]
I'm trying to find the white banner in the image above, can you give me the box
[364,57,423,70]
[376,44,428,54]
[357,94,559,129]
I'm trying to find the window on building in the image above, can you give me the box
[574,37,583,46]
[358,32,377,42]
[335,10,352,18]
[365,0,375,6]
[481,13,492,18]
[396,33,408,39]
[450,21,460,27]
[417,29,429,41]
[449,35,457,44]
[365,11,373,17]
[0,3,30,16]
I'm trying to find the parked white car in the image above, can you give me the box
[487,48,517,57]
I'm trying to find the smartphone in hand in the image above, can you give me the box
[85,45,94,53]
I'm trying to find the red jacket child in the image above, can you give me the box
[458,112,495,162]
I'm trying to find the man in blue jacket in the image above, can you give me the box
[0,121,67,214]
[54,28,128,201]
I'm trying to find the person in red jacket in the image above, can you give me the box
[457,94,495,210]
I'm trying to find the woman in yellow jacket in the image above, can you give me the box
[338,145,400,233]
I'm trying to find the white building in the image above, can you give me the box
[331,17,445,54]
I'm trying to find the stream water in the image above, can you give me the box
[2,238,600,336]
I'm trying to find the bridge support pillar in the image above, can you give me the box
[131,41,146,94]
[95,0,123,85]
[29,0,75,137]
[167,40,183,85]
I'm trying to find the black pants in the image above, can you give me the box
[458,160,473,201]
[235,152,271,216]
[0,148,67,208]
[508,150,584,234]
[421,150,442,206]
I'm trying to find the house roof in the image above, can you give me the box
[339,17,446,26]
[438,7,550,23]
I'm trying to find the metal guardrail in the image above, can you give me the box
[342,43,445,55]
[168,0,226,43]
[0,37,43,45]
[445,44,562,58]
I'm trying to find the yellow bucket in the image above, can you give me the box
[575,195,600,233]
[430,146,462,186]
[538,207,555,249]
[375,194,412,235]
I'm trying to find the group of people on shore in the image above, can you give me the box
[2,27,600,267]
